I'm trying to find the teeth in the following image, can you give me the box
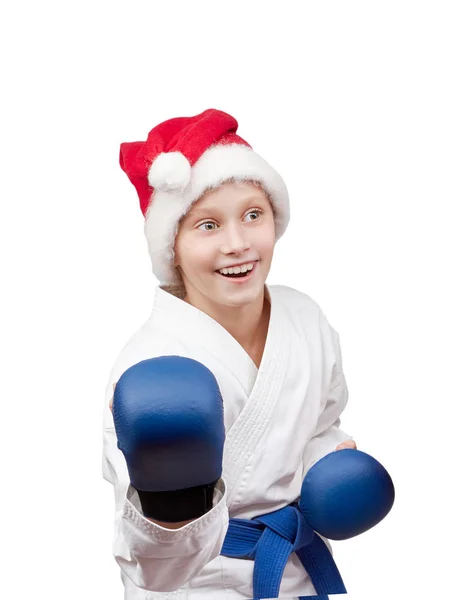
[219,262,255,275]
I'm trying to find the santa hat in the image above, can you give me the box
[119,108,290,292]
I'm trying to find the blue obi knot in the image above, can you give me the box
[220,503,347,600]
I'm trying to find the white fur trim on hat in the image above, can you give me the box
[144,143,290,287]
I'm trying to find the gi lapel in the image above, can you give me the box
[221,286,289,502]
[151,285,259,396]
[150,284,290,503]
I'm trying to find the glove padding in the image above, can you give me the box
[112,355,225,522]
[299,449,395,540]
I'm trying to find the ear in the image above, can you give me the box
[173,248,181,269]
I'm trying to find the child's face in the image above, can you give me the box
[174,181,276,308]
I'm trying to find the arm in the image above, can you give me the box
[102,370,229,593]
[303,318,354,473]
[109,385,191,530]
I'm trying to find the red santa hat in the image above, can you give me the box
[119,108,290,290]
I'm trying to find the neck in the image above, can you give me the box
[184,287,268,352]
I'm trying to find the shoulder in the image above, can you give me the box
[269,283,340,346]
[108,318,180,386]
[268,283,323,319]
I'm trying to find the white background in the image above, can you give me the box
[1,1,464,598]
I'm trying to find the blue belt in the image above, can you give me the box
[220,503,347,600]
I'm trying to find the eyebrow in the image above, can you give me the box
[188,195,266,219]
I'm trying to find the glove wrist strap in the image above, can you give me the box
[136,480,218,523]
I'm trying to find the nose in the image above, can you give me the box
[220,223,251,256]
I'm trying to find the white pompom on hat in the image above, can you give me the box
[119,108,290,292]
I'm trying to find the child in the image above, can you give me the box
[102,108,356,599]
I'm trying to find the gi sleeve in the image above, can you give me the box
[102,373,230,593]
[302,313,354,473]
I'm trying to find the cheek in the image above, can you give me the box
[175,234,196,264]
[258,215,276,245]
[198,248,217,271]
[258,230,276,256]
[179,239,215,272]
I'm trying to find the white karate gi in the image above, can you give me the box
[102,283,353,599]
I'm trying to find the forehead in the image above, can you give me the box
[187,181,269,218]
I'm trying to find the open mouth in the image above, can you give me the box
[215,261,258,280]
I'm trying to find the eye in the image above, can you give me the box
[245,209,263,221]
[198,221,218,232]
[197,209,263,231]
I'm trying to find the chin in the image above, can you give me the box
[218,283,264,304]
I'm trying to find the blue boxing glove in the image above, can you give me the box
[299,449,395,540]
[112,356,225,523]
